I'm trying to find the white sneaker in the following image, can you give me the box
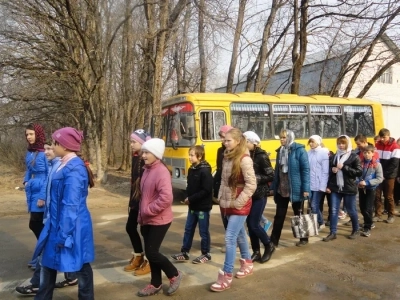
[318,224,325,230]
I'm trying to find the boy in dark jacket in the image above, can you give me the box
[357,145,383,237]
[171,145,213,264]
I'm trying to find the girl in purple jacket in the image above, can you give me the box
[137,138,182,297]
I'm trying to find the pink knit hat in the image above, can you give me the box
[219,125,233,134]
[52,127,83,152]
[130,129,151,144]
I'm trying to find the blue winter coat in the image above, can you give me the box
[272,143,310,202]
[32,157,95,272]
[24,151,48,213]
[43,157,61,224]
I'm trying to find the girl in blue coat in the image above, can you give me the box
[33,127,95,300]
[24,124,48,241]
[270,129,310,247]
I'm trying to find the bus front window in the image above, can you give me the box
[162,103,196,148]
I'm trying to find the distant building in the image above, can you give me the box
[216,34,400,137]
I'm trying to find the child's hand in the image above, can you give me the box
[337,163,343,169]
[180,198,189,205]
[359,180,366,187]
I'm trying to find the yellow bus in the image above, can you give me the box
[159,92,383,190]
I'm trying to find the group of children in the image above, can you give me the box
[119,125,396,294]
[17,124,95,299]
[17,122,397,298]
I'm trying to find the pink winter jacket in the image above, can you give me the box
[138,160,173,225]
[218,151,257,215]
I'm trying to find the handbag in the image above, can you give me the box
[290,199,319,238]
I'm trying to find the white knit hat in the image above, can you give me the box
[243,131,261,145]
[309,135,322,146]
[141,138,165,159]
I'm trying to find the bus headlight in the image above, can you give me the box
[175,168,180,178]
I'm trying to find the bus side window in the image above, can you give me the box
[200,110,226,140]
[344,105,374,137]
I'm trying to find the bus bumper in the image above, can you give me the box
[171,178,187,191]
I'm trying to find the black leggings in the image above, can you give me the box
[126,208,143,253]
[271,193,306,245]
[140,223,178,287]
[29,212,44,240]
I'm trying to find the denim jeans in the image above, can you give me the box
[222,215,250,274]
[359,188,375,230]
[310,191,325,226]
[182,210,210,254]
[246,198,270,251]
[35,263,94,300]
[30,256,41,286]
[329,192,359,234]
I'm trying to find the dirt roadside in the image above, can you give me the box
[0,162,131,216]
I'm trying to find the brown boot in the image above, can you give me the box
[124,254,144,272]
[134,260,151,276]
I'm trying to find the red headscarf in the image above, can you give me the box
[27,124,46,152]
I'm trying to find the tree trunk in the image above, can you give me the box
[226,0,247,93]
[290,0,308,95]
[197,0,207,92]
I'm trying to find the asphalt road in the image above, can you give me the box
[1,197,400,300]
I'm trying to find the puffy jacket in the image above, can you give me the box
[129,153,145,209]
[273,143,310,202]
[250,147,274,199]
[218,152,256,216]
[375,138,400,179]
[308,147,329,192]
[327,152,362,194]
[186,160,213,211]
[33,157,95,272]
[356,158,383,190]
[24,151,48,213]
[213,145,225,198]
[139,160,173,225]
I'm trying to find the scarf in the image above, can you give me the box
[334,135,352,191]
[279,130,295,173]
[27,124,46,152]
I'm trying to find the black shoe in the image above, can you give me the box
[55,279,78,288]
[260,242,275,263]
[251,251,261,262]
[361,229,371,237]
[295,240,308,247]
[15,285,39,295]
[323,233,337,242]
[348,230,360,239]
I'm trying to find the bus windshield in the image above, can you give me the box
[161,102,196,148]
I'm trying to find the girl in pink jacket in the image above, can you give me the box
[137,138,182,297]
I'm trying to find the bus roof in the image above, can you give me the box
[162,92,381,107]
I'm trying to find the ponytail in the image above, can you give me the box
[85,161,95,188]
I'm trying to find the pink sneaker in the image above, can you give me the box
[210,269,232,292]
[235,258,253,278]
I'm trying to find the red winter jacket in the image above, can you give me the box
[375,138,400,179]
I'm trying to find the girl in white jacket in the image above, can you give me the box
[308,135,329,229]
